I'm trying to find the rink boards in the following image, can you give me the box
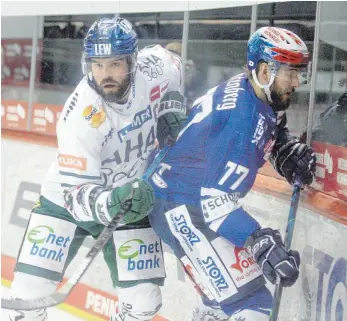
[1,137,347,321]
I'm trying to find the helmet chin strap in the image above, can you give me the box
[251,69,275,104]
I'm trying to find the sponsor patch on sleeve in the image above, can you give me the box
[59,154,87,171]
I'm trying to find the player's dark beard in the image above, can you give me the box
[270,88,294,112]
[96,76,131,103]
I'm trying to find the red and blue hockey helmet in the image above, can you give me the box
[247,27,311,103]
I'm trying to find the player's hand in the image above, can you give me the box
[156,91,187,149]
[245,228,300,287]
[271,139,316,186]
[107,179,155,224]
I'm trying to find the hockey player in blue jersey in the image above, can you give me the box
[148,27,316,321]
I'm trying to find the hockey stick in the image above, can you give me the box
[142,145,170,181]
[269,178,303,321]
[1,147,169,311]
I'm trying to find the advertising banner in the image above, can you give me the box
[1,39,42,86]
[312,141,347,202]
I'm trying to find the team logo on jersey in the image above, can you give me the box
[82,105,106,128]
[117,105,153,142]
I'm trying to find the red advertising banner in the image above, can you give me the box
[1,100,28,130]
[1,100,63,135]
[30,102,63,135]
[1,39,42,86]
[312,141,347,202]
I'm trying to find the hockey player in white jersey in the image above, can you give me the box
[9,17,186,321]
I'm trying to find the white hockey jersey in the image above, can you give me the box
[41,45,182,208]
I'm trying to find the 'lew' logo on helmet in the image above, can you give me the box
[94,44,112,56]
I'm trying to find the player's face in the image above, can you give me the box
[91,57,130,102]
[271,66,301,111]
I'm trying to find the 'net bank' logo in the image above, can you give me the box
[118,239,161,271]
[27,225,71,262]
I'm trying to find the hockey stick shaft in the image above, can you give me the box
[270,179,302,321]
[1,147,169,311]
[142,146,170,181]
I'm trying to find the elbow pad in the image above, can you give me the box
[64,184,111,223]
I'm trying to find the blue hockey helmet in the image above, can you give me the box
[82,17,138,101]
[247,27,311,104]
[83,17,138,59]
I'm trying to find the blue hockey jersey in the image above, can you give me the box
[150,73,286,246]
[152,73,279,199]
[148,73,286,310]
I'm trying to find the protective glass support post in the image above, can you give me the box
[181,10,190,101]
[250,4,258,36]
[328,47,337,106]
[306,1,322,146]
[26,15,39,132]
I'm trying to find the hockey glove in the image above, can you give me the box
[270,139,316,185]
[106,179,155,225]
[156,91,187,149]
[245,228,300,287]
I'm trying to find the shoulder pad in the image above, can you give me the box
[139,44,164,56]
[136,45,182,90]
